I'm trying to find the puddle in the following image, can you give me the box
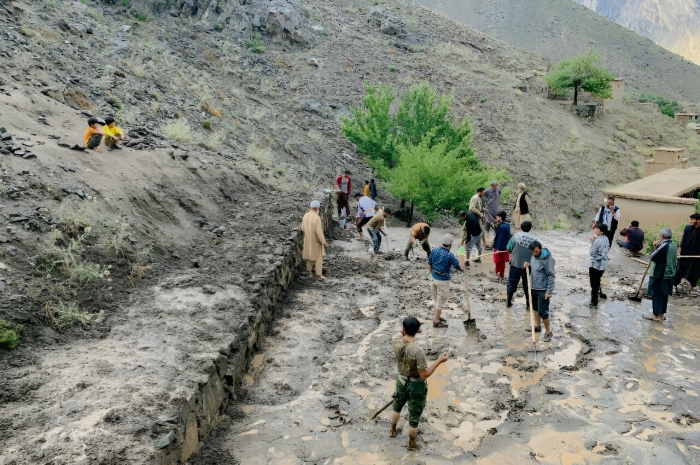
[644,355,659,373]
[251,353,265,369]
[544,339,582,369]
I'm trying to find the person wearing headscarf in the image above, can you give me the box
[647,228,678,322]
[512,183,532,230]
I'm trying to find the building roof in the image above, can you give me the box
[655,147,685,152]
[676,112,698,116]
[606,168,700,205]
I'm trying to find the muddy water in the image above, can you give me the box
[194,228,700,464]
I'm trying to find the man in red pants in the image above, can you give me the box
[493,211,511,278]
[335,170,352,218]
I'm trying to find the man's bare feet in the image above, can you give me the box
[316,275,326,281]
[308,272,313,278]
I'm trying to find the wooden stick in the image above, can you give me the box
[632,256,700,266]
[367,399,394,421]
[525,266,537,355]
[632,258,649,266]
[464,250,507,262]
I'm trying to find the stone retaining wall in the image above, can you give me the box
[159,194,334,464]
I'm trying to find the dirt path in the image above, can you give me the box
[193,226,700,464]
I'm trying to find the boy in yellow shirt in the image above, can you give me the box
[363,180,370,197]
[102,116,124,150]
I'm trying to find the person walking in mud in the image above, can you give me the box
[469,187,490,250]
[483,181,502,245]
[428,234,466,328]
[524,241,556,342]
[390,316,448,451]
[353,192,376,241]
[588,224,610,308]
[459,210,483,265]
[593,195,620,247]
[512,183,532,231]
[647,228,678,322]
[302,200,327,280]
[492,211,511,279]
[506,220,537,308]
[335,170,352,219]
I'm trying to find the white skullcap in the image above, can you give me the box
[310,200,321,208]
[441,234,455,246]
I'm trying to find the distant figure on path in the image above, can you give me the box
[335,170,352,219]
[83,117,104,151]
[302,200,328,280]
[506,220,537,308]
[617,220,645,254]
[428,234,465,328]
[512,183,532,230]
[103,116,125,151]
[674,213,700,296]
[353,192,376,241]
[363,180,371,197]
[492,211,511,279]
[390,317,448,451]
[369,179,378,200]
[483,181,502,243]
[588,224,610,308]
[648,228,678,322]
[593,195,620,247]
[524,241,556,342]
[404,223,431,260]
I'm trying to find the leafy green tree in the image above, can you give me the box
[341,84,397,172]
[385,133,509,223]
[341,82,474,172]
[545,53,615,105]
[637,93,682,118]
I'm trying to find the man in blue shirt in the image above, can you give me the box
[428,234,466,328]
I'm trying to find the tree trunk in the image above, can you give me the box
[573,85,579,106]
[407,202,414,227]
[400,199,406,208]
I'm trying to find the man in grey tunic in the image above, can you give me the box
[483,181,502,245]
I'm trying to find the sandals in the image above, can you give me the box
[433,320,449,328]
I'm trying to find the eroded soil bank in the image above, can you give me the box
[193,226,700,464]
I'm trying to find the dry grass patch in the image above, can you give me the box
[204,101,223,117]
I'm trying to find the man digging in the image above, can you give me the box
[524,241,556,342]
[390,316,448,451]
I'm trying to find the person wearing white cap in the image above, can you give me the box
[302,200,328,280]
[427,234,465,328]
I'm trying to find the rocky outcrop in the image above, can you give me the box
[165,0,311,45]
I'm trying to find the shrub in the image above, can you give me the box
[86,7,105,22]
[0,320,22,350]
[643,223,687,254]
[212,23,220,31]
[121,0,130,6]
[245,33,264,53]
[44,301,97,330]
[202,120,212,130]
[163,120,194,144]
[136,13,147,21]
[68,262,103,283]
[203,101,223,117]
[553,214,572,230]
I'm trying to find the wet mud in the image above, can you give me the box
[193,227,700,464]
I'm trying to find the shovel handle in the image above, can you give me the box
[525,266,536,344]
[368,399,395,420]
[633,260,653,299]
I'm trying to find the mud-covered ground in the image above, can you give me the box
[194,225,700,464]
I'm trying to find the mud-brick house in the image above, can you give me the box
[606,167,700,229]
[609,78,624,102]
[676,112,698,125]
[643,147,690,177]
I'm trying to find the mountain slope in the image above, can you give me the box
[414,0,700,102]
[575,0,700,65]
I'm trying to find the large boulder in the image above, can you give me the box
[370,8,406,38]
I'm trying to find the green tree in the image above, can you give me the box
[637,93,682,118]
[341,82,474,173]
[545,53,615,106]
[385,133,509,223]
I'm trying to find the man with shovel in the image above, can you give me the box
[524,241,556,342]
[390,316,448,451]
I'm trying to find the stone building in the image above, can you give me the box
[643,147,690,178]
[676,112,698,126]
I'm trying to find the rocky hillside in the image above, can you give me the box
[575,0,700,65]
[415,0,700,103]
[0,0,699,461]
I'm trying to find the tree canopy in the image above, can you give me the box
[545,53,615,105]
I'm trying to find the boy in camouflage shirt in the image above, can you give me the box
[390,317,448,450]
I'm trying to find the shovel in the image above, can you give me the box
[525,266,538,357]
[367,398,394,421]
[629,260,652,302]
[459,246,477,331]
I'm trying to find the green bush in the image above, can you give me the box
[44,301,96,330]
[202,120,212,130]
[636,93,682,118]
[643,223,687,254]
[245,33,264,53]
[136,13,147,21]
[0,320,22,350]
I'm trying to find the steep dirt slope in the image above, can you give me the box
[415,0,700,102]
[575,0,700,65]
[0,0,699,463]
